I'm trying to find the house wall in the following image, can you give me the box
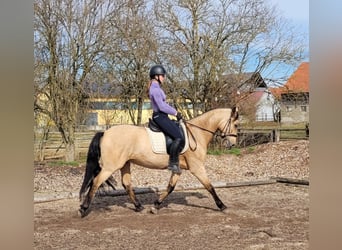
[86,108,153,126]
[280,103,309,123]
[85,98,193,127]
[85,98,153,126]
[255,92,279,122]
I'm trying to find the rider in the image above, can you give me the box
[148,64,184,174]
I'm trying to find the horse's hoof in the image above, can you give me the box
[154,200,162,209]
[79,206,90,218]
[220,205,228,214]
[135,206,144,212]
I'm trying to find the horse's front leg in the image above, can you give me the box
[189,163,227,211]
[121,162,144,212]
[154,173,181,209]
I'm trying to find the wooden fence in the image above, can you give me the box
[34,127,309,161]
[236,127,308,148]
[34,131,97,161]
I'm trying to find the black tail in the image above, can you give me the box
[79,132,104,200]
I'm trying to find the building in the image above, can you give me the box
[270,62,309,124]
[222,72,280,122]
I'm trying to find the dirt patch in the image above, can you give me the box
[34,140,309,249]
[34,183,308,249]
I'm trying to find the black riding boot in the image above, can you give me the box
[168,138,184,174]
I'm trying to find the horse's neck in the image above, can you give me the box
[193,110,223,129]
[190,110,222,135]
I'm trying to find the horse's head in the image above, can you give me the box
[220,107,239,148]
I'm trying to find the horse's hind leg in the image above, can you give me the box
[121,162,144,212]
[154,173,180,209]
[79,169,113,217]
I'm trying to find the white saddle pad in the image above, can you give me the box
[146,121,189,154]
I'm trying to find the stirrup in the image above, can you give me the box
[168,164,182,174]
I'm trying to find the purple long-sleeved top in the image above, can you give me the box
[149,81,177,115]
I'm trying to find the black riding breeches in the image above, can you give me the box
[152,111,183,140]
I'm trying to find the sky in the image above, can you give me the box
[264,0,309,85]
[270,0,309,26]
[270,0,309,50]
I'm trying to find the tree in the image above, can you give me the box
[34,0,121,161]
[34,0,307,161]
[153,0,306,117]
[103,0,157,125]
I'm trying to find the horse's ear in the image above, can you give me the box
[231,106,239,120]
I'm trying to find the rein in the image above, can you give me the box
[184,121,214,151]
[183,115,237,151]
[184,121,217,135]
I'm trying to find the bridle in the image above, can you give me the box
[220,116,238,138]
[183,114,237,151]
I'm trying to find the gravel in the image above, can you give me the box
[34,140,309,201]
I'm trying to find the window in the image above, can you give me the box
[85,113,98,126]
[301,105,307,112]
[89,101,124,110]
[286,106,292,112]
[142,101,151,110]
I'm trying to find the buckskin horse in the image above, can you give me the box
[79,107,239,217]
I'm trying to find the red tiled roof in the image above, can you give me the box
[269,62,309,99]
[284,62,309,92]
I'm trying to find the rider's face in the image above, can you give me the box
[158,74,166,83]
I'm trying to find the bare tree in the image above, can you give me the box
[153,0,306,117]
[34,0,121,161]
[103,0,157,125]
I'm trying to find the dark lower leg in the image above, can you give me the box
[154,184,175,209]
[207,184,227,210]
[154,174,179,209]
[123,183,144,212]
[121,163,143,212]
[79,184,98,217]
[79,169,114,217]
[168,138,183,174]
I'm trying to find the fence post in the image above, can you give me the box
[272,129,280,142]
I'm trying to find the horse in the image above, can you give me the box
[79,107,239,217]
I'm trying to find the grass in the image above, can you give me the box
[208,147,242,156]
[227,147,241,156]
[207,145,257,156]
[246,146,256,153]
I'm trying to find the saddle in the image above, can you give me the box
[146,118,189,154]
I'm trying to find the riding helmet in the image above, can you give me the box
[149,65,166,79]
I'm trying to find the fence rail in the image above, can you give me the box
[34,127,309,161]
[236,128,308,148]
[34,131,97,161]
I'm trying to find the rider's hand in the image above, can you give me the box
[176,112,183,121]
